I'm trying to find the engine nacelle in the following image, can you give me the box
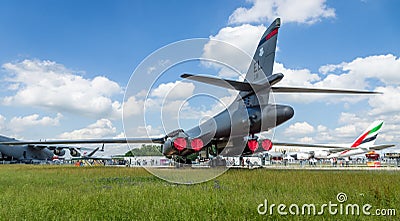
[69,148,81,157]
[53,149,66,156]
[162,139,174,156]
[162,136,205,157]
[162,137,188,157]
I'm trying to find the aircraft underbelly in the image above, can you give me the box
[340,149,364,157]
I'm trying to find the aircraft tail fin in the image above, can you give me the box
[350,121,383,148]
[87,147,100,157]
[245,18,280,83]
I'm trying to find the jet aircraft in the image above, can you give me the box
[0,18,381,163]
[288,121,394,160]
[0,134,103,162]
[69,144,112,161]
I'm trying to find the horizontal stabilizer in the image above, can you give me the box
[181,73,284,91]
[271,87,382,94]
[181,73,256,91]
[370,144,395,150]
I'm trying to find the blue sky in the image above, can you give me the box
[1,0,400,155]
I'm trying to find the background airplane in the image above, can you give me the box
[281,121,395,160]
[68,144,112,161]
[0,18,381,163]
[0,134,104,162]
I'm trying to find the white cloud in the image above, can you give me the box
[228,0,335,25]
[333,124,357,139]
[2,59,123,119]
[274,62,320,87]
[318,63,346,75]
[147,66,156,74]
[284,121,315,136]
[368,86,400,115]
[317,125,328,132]
[122,80,199,137]
[122,81,197,122]
[280,121,370,144]
[319,54,400,86]
[114,132,126,138]
[279,117,367,144]
[123,96,145,117]
[146,59,171,74]
[203,24,266,75]
[160,100,190,123]
[377,119,400,143]
[338,112,364,125]
[299,136,314,143]
[9,113,62,133]
[58,119,117,139]
[315,131,334,143]
[140,81,196,119]
[272,62,328,103]
[342,54,400,85]
[135,125,163,137]
[7,83,20,90]
[150,81,195,100]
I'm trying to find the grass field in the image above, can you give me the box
[0,165,398,220]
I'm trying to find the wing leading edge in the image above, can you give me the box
[0,137,165,146]
[271,87,382,94]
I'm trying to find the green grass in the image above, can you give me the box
[0,165,398,220]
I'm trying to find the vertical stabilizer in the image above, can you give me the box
[87,147,100,157]
[245,18,280,83]
[350,121,383,148]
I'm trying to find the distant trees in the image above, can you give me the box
[125,144,163,156]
